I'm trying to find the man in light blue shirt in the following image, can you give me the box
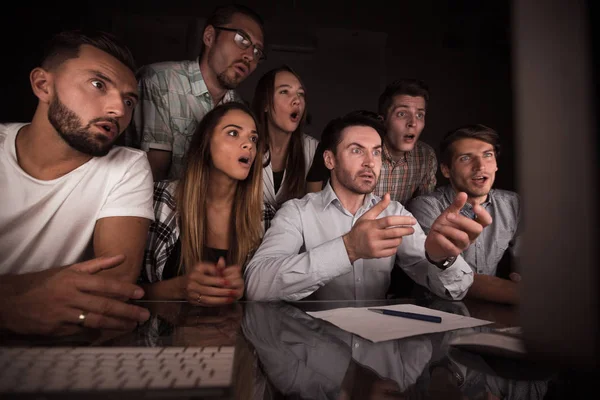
[407,124,521,305]
[244,113,492,301]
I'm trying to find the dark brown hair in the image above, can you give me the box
[252,65,308,205]
[41,30,136,73]
[320,111,387,155]
[378,78,430,119]
[199,4,265,59]
[439,123,501,167]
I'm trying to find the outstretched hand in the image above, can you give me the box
[343,193,417,263]
[425,192,492,263]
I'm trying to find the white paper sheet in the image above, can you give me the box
[306,304,492,343]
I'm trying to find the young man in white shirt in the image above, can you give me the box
[0,30,155,335]
[244,113,492,301]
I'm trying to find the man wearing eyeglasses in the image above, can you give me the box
[126,4,266,180]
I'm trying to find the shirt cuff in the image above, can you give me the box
[428,256,473,300]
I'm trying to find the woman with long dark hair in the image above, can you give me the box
[141,102,265,305]
[252,65,320,208]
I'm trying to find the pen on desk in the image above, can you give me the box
[368,308,442,323]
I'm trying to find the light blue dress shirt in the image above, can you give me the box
[407,185,520,277]
[244,183,474,301]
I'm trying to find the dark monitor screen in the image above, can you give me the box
[513,0,599,368]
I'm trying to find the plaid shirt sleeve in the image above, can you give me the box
[141,181,180,284]
[262,201,277,232]
[135,67,174,152]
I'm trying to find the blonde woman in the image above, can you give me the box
[141,102,268,305]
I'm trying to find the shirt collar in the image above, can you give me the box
[320,182,379,213]
[189,56,236,102]
[442,184,494,208]
[189,57,209,97]
[320,182,339,211]
[382,142,411,165]
[362,191,380,210]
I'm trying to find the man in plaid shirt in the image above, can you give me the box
[375,79,437,205]
[125,4,265,181]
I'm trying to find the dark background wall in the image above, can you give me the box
[0,0,516,191]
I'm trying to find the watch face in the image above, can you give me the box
[442,256,457,267]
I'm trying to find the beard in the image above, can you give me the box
[210,48,249,89]
[48,94,119,157]
[216,61,251,90]
[216,70,240,90]
[333,167,378,195]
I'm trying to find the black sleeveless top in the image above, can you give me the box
[273,170,285,194]
[162,239,229,280]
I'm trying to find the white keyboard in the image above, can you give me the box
[0,346,235,394]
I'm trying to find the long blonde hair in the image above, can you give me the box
[175,102,264,273]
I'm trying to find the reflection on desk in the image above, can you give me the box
[242,301,432,399]
[0,299,574,399]
[104,302,243,348]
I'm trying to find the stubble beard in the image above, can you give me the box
[48,94,118,157]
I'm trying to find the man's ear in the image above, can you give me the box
[440,163,450,179]
[203,25,216,48]
[30,67,53,103]
[324,150,335,171]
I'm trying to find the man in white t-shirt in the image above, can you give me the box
[0,30,155,336]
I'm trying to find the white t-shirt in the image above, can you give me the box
[0,122,155,275]
[263,133,319,208]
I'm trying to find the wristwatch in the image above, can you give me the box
[425,252,456,269]
[429,358,465,387]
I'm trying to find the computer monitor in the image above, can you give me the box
[514,0,599,368]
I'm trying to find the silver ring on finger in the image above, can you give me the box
[77,311,88,326]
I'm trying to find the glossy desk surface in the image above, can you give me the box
[0,296,590,399]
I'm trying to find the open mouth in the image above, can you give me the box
[472,176,488,184]
[238,156,251,165]
[290,112,300,122]
[95,122,116,137]
[403,135,416,141]
[234,63,248,75]
[359,171,375,180]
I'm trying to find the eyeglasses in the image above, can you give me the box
[214,27,266,61]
